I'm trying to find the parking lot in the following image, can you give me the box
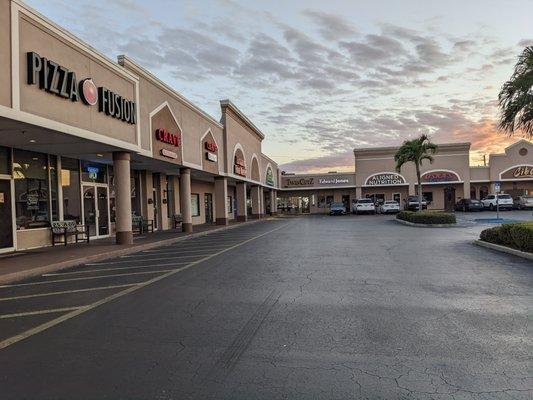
[0,214,531,399]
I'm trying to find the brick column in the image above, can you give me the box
[113,152,133,244]
[236,181,247,222]
[180,168,193,233]
[215,177,228,225]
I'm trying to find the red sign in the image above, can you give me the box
[204,141,217,152]
[421,171,460,183]
[234,157,246,176]
[155,128,181,147]
[160,149,178,159]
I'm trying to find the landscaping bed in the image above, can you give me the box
[396,210,456,225]
[479,222,533,253]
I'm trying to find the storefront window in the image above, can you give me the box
[191,193,200,217]
[227,196,233,213]
[166,177,174,218]
[0,146,10,175]
[61,157,81,223]
[131,170,141,217]
[423,192,434,203]
[81,161,107,183]
[13,150,50,229]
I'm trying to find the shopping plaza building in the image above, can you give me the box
[0,0,279,252]
[279,140,533,214]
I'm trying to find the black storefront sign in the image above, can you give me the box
[27,51,136,125]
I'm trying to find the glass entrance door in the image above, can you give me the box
[0,179,13,250]
[83,184,110,238]
[204,193,213,223]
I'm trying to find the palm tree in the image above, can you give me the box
[498,46,533,139]
[395,134,438,211]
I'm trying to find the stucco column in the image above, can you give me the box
[408,182,416,196]
[251,185,261,218]
[180,168,193,233]
[57,156,64,220]
[236,182,247,222]
[215,177,229,225]
[113,152,133,245]
[270,189,277,215]
[356,187,362,199]
[144,172,154,222]
[259,186,265,217]
[172,175,180,214]
[463,180,471,199]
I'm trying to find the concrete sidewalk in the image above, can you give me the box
[0,219,266,285]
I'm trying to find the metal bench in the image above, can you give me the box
[132,215,154,234]
[51,220,89,246]
[173,213,183,229]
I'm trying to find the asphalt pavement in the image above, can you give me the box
[0,213,531,399]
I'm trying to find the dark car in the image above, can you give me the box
[329,202,346,215]
[454,198,484,212]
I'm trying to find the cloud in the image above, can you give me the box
[303,9,358,40]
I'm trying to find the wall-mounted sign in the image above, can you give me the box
[160,149,178,159]
[205,152,218,162]
[365,173,406,186]
[318,177,349,185]
[500,165,533,180]
[86,166,99,180]
[27,52,136,124]
[284,177,314,187]
[234,157,246,176]
[421,171,460,183]
[266,168,274,186]
[205,141,218,153]
[155,128,181,147]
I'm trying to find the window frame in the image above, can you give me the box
[191,193,200,217]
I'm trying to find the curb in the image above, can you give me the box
[0,218,269,285]
[473,240,533,261]
[394,218,457,228]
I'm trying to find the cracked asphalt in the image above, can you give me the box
[0,214,532,399]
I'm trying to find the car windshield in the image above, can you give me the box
[497,194,511,199]
[384,201,397,205]
[471,200,481,204]
[522,196,533,199]
[331,203,344,207]
[358,199,373,204]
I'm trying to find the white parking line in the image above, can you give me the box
[90,255,205,265]
[0,222,289,350]
[0,307,84,319]
[140,245,231,253]
[0,269,176,288]
[0,284,138,301]
[42,262,189,276]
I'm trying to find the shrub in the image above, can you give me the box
[397,210,456,225]
[480,222,533,253]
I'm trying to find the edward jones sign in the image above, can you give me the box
[365,173,405,186]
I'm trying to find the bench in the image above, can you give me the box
[132,215,154,234]
[51,220,89,246]
[173,214,183,229]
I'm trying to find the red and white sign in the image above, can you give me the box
[234,157,246,176]
[155,128,181,147]
[160,149,178,159]
[204,141,218,153]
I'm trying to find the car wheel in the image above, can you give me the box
[463,205,467,212]
[489,203,494,211]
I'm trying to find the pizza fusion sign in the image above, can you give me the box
[27,51,136,124]
[365,173,405,186]
[421,171,460,183]
[500,165,533,180]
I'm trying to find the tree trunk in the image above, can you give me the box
[416,163,422,212]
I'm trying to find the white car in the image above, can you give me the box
[481,194,513,210]
[514,195,533,209]
[378,200,400,214]
[353,198,376,214]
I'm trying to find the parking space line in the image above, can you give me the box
[0,222,289,350]
[88,255,205,265]
[0,307,84,319]
[124,250,218,258]
[0,269,176,288]
[0,284,138,301]
[42,263,189,276]
[140,245,231,253]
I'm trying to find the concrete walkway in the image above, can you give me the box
[0,219,265,285]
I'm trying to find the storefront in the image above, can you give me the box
[0,0,279,253]
[279,140,532,213]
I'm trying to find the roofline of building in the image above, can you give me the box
[220,100,265,140]
[354,142,471,154]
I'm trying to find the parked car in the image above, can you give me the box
[329,202,347,215]
[481,194,513,210]
[454,198,484,212]
[404,195,428,211]
[378,200,400,214]
[353,198,376,214]
[513,195,533,209]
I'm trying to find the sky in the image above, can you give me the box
[25,0,533,172]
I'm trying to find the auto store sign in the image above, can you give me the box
[27,51,136,124]
[365,173,405,186]
[500,165,533,180]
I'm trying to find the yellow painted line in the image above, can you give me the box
[0,269,175,288]
[0,306,84,319]
[0,284,138,301]
[0,222,289,350]
[43,263,189,276]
